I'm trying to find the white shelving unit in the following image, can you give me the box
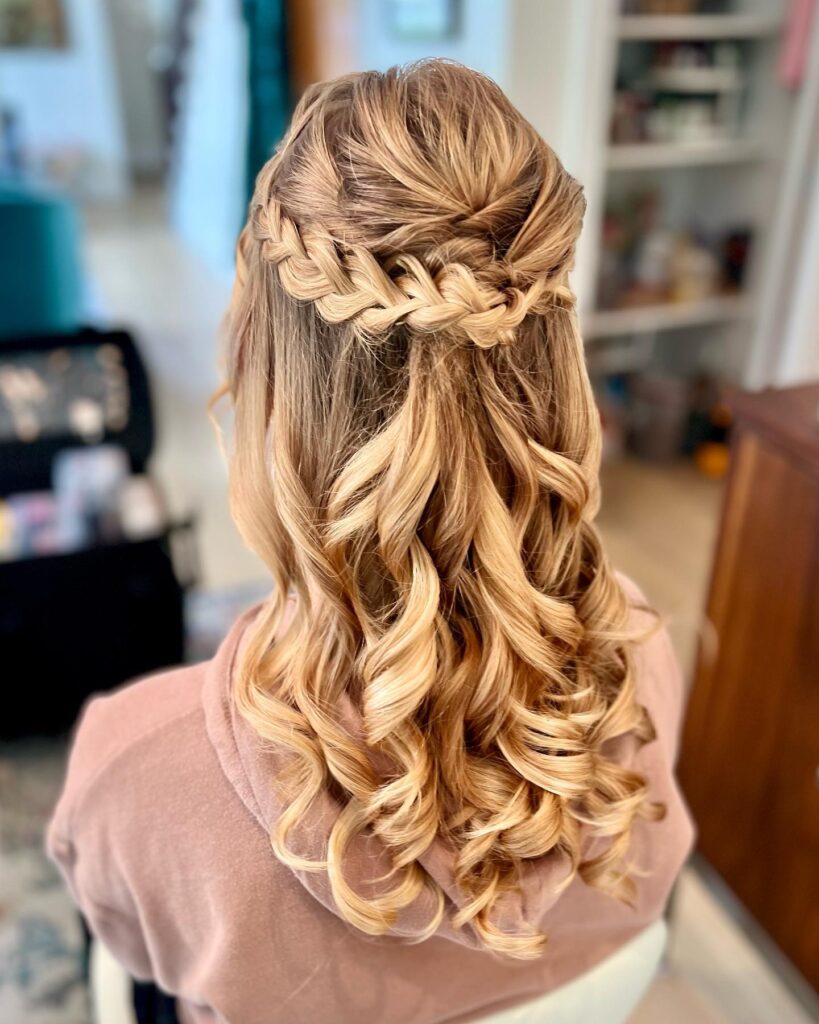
[358,0,818,386]
[645,66,743,91]
[576,0,817,387]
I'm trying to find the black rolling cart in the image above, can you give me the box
[0,327,198,738]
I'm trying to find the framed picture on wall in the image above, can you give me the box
[0,0,67,49]
[386,0,460,41]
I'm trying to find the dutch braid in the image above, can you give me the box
[251,194,575,349]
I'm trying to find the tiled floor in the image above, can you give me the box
[6,188,815,1022]
[634,868,818,1023]
[598,454,724,683]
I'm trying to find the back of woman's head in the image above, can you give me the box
[226,60,660,958]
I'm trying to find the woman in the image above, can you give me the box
[49,61,693,1024]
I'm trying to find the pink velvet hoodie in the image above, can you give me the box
[47,577,694,1024]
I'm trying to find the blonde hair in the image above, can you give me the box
[225,60,661,959]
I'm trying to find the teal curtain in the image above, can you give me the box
[242,0,291,204]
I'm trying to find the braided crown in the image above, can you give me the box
[238,64,584,351]
[251,200,574,350]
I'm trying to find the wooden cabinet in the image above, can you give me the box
[679,382,819,993]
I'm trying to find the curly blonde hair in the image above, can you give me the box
[225,60,662,959]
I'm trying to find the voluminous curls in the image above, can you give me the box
[225,60,663,959]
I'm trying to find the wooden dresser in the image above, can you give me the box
[679,382,819,992]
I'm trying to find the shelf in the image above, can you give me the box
[645,67,744,93]
[607,139,765,169]
[617,13,783,41]
[586,335,654,375]
[583,295,750,339]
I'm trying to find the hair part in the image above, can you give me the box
[225,60,663,958]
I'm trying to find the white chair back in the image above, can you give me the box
[474,919,667,1024]
[90,936,137,1024]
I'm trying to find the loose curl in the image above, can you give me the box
[224,60,663,959]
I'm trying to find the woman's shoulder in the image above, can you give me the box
[44,650,269,986]
[50,606,264,850]
[49,659,212,852]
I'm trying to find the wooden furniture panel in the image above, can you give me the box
[679,383,819,993]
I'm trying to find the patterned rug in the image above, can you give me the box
[0,584,267,1024]
[0,739,90,1024]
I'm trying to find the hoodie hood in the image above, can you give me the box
[201,605,594,950]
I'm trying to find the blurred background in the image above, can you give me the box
[0,1,817,1022]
